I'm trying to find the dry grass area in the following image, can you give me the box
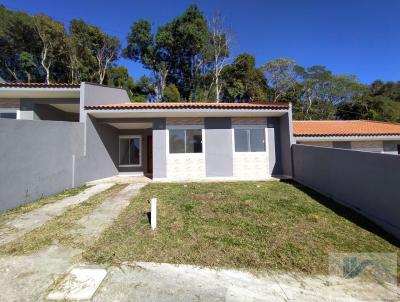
[83,181,399,275]
[0,185,88,227]
[0,184,126,255]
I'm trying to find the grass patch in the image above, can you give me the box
[0,184,126,255]
[0,185,89,226]
[83,181,399,275]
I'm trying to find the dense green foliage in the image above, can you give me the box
[0,5,121,84]
[221,53,268,102]
[336,80,400,122]
[163,84,181,102]
[1,4,399,121]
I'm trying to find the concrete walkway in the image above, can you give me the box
[0,245,81,301]
[87,175,153,185]
[0,182,148,301]
[0,183,113,246]
[69,183,147,244]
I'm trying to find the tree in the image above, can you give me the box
[94,34,120,84]
[209,13,231,102]
[69,19,120,84]
[163,84,181,102]
[295,66,365,120]
[161,5,210,100]
[128,76,155,102]
[0,5,42,82]
[125,5,211,101]
[106,66,136,99]
[33,14,66,83]
[221,53,267,102]
[261,58,298,102]
[124,20,169,101]
[337,80,400,122]
[65,35,80,82]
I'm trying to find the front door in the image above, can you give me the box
[147,135,153,174]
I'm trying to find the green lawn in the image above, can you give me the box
[83,181,399,275]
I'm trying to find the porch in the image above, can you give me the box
[95,118,158,178]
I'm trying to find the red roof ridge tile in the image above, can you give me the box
[293,119,400,137]
[0,82,80,88]
[84,102,289,110]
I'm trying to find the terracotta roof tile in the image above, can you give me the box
[0,83,80,88]
[84,102,289,110]
[293,120,400,137]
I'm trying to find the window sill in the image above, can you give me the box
[168,152,204,155]
[234,151,267,153]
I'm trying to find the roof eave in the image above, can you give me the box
[295,134,400,142]
[85,108,289,118]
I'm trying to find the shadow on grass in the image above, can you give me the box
[146,211,151,226]
[281,179,400,248]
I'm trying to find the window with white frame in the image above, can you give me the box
[119,136,141,166]
[234,128,266,152]
[169,129,203,153]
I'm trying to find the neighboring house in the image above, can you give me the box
[0,82,80,120]
[0,82,293,187]
[293,120,400,154]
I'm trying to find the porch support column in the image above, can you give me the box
[152,118,167,179]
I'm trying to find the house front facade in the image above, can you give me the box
[0,83,294,198]
[83,102,294,181]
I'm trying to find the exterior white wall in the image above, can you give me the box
[232,117,270,180]
[165,117,206,181]
[301,141,333,148]
[233,152,269,180]
[350,141,383,152]
[166,153,206,180]
[299,140,393,153]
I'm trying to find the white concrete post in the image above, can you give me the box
[150,198,157,230]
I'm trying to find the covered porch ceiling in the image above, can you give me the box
[108,122,153,129]
[50,103,80,113]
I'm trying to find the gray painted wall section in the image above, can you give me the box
[81,83,129,106]
[267,117,282,175]
[204,117,233,177]
[74,83,132,183]
[74,116,119,185]
[292,144,400,239]
[0,119,84,212]
[279,110,294,177]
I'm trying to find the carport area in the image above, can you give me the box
[92,117,159,178]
